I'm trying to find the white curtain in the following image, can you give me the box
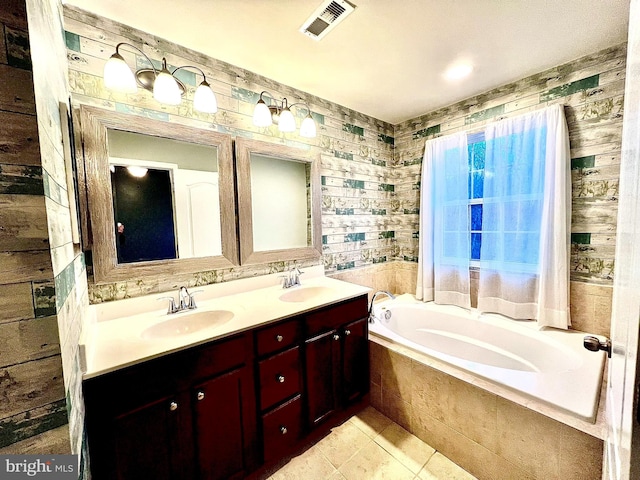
[416,132,471,309]
[477,104,571,329]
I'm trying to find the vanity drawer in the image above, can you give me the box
[306,295,368,337]
[256,319,302,357]
[262,394,303,463]
[258,346,301,410]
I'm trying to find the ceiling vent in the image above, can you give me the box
[299,0,356,41]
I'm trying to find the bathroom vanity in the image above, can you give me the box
[81,275,370,480]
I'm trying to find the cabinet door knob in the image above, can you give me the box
[169,401,178,411]
[345,329,351,336]
[277,375,285,383]
[276,334,284,342]
[333,334,340,341]
[280,426,288,435]
[196,391,205,401]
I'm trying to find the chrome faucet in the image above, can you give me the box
[158,286,201,314]
[280,266,304,289]
[368,290,396,323]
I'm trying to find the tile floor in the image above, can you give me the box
[259,407,477,480]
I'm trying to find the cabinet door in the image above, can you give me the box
[113,392,193,480]
[342,317,369,404]
[305,329,341,427]
[192,367,257,480]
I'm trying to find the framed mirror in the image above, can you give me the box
[235,138,322,265]
[80,105,238,283]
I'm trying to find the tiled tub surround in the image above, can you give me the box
[370,334,605,480]
[82,266,369,377]
[369,296,606,423]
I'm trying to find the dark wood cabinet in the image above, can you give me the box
[83,293,369,480]
[83,334,257,480]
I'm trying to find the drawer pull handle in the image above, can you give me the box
[277,375,285,383]
[345,329,351,336]
[276,334,284,342]
[333,334,340,341]
[196,391,205,401]
[169,401,178,411]
[280,426,288,435]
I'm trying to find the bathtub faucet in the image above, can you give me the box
[368,290,396,323]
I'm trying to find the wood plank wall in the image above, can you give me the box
[0,0,70,456]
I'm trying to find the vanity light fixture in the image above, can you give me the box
[252,91,317,138]
[103,42,218,113]
[126,166,149,178]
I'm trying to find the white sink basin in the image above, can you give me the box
[278,286,334,303]
[141,310,234,340]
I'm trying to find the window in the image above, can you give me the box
[468,133,485,263]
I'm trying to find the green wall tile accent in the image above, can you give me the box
[311,112,325,125]
[371,208,386,215]
[412,231,420,239]
[345,232,366,242]
[378,183,395,192]
[403,255,419,262]
[322,235,328,244]
[115,103,170,121]
[321,176,327,185]
[378,231,395,239]
[336,208,354,215]
[343,123,364,136]
[172,67,196,87]
[43,171,66,206]
[343,179,365,189]
[465,105,505,125]
[33,280,56,318]
[337,261,356,271]
[413,182,421,190]
[403,158,422,167]
[334,151,354,161]
[371,159,386,167]
[6,27,31,70]
[404,208,420,214]
[378,134,395,145]
[0,399,68,449]
[0,166,44,195]
[571,155,596,170]
[540,75,600,102]
[64,31,81,52]
[55,261,76,310]
[373,256,387,264]
[571,233,592,244]
[413,124,441,140]
[231,87,261,104]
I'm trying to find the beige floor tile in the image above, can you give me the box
[373,423,435,474]
[339,441,415,480]
[327,470,348,480]
[268,443,337,480]
[349,406,393,438]
[316,420,372,468]
[418,452,477,480]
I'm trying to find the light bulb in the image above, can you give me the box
[253,99,273,127]
[103,52,137,93]
[278,108,296,133]
[193,80,218,113]
[153,64,181,105]
[300,114,317,138]
[126,166,148,178]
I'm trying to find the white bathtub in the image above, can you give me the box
[369,295,606,423]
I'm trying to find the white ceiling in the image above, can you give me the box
[62,0,630,124]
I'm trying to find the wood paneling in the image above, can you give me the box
[0,282,33,323]
[0,194,48,251]
[0,316,60,368]
[0,63,34,114]
[0,250,53,285]
[0,111,41,166]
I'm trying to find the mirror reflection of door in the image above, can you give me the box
[107,129,222,263]
[111,165,177,263]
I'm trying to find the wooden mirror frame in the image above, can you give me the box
[235,138,322,265]
[80,105,239,284]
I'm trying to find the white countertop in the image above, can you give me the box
[81,270,371,379]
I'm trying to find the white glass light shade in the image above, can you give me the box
[278,108,296,133]
[299,115,317,138]
[103,53,137,93]
[153,69,182,105]
[253,100,273,127]
[193,81,218,113]
[126,166,148,178]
